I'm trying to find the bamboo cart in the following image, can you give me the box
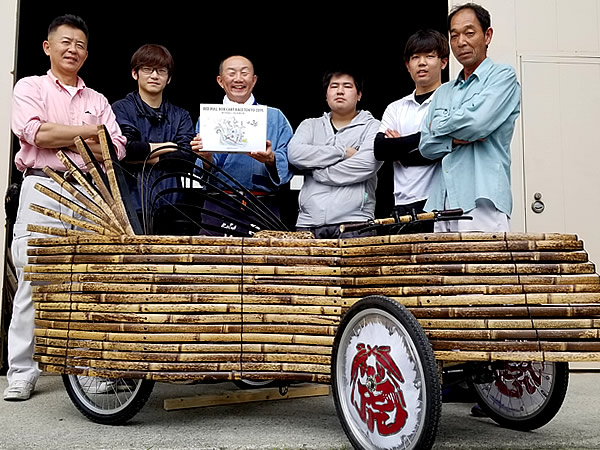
[23,128,600,449]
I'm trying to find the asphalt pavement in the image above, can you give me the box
[1,371,600,449]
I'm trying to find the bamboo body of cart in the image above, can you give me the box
[20,128,600,446]
[27,231,600,383]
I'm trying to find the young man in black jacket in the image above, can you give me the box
[374,29,449,232]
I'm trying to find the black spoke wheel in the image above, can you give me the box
[62,375,155,425]
[468,361,569,431]
[332,296,441,450]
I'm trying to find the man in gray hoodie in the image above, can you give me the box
[288,70,382,238]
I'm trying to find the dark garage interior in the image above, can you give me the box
[2,1,448,371]
[11,1,449,219]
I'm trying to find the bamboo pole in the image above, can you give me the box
[347,274,600,286]
[30,283,341,298]
[433,350,600,363]
[410,304,600,318]
[87,130,135,235]
[26,253,341,266]
[25,261,597,277]
[33,302,341,315]
[34,338,333,356]
[74,136,116,210]
[424,329,600,339]
[55,151,127,231]
[33,183,121,233]
[418,318,599,330]
[341,262,596,277]
[33,290,342,306]
[25,242,341,256]
[33,328,335,346]
[34,317,338,335]
[432,340,600,352]
[51,349,331,365]
[25,263,343,277]
[341,251,589,266]
[340,239,584,256]
[26,225,94,237]
[40,166,116,226]
[342,283,600,298]
[83,359,242,372]
[28,203,115,235]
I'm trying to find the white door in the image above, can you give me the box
[521,55,600,266]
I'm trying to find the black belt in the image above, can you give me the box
[24,168,78,182]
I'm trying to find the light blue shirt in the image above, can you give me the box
[419,58,521,216]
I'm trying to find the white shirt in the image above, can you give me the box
[223,94,256,105]
[379,90,439,205]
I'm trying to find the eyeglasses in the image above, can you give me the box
[139,66,169,76]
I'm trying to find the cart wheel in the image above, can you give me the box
[469,361,569,431]
[332,296,441,450]
[62,375,155,425]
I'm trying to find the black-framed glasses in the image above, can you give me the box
[139,66,169,76]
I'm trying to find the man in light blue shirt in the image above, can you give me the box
[419,3,521,232]
[190,55,293,235]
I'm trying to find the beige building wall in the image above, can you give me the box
[0,0,18,327]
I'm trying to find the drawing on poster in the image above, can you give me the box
[200,104,267,152]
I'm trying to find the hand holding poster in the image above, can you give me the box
[199,104,267,152]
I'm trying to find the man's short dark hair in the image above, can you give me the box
[403,29,450,63]
[322,69,364,95]
[48,14,89,41]
[448,2,491,32]
[218,55,255,75]
[131,44,175,76]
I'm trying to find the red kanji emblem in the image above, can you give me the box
[495,362,543,398]
[349,343,408,435]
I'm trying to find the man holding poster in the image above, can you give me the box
[190,55,293,235]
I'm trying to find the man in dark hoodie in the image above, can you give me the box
[112,44,195,229]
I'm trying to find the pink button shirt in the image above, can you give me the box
[11,70,126,172]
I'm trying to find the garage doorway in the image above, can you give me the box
[2,1,448,371]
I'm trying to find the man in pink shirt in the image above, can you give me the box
[5,14,125,401]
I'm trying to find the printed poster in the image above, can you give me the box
[199,104,267,152]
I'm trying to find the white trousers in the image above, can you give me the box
[434,198,510,233]
[8,175,79,385]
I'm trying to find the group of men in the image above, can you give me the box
[4,1,520,403]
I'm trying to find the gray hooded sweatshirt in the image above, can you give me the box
[288,110,382,227]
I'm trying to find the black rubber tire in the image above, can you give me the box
[331,295,441,450]
[468,361,569,431]
[62,374,155,425]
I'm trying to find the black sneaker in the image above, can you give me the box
[470,404,488,417]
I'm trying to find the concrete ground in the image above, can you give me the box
[1,371,599,449]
